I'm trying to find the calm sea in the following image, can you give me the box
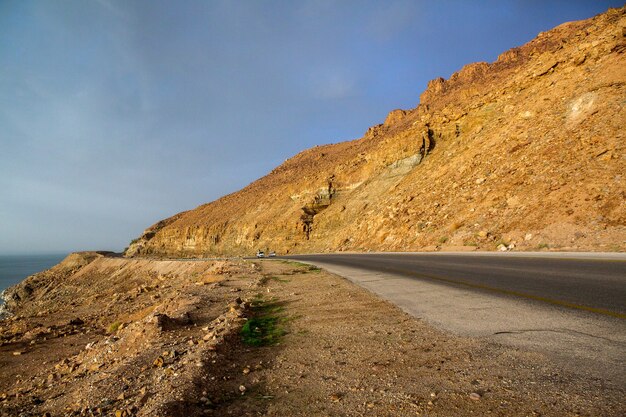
[0,254,67,293]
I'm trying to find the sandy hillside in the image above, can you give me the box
[126,6,625,258]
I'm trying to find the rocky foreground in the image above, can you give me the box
[1,252,624,416]
[126,7,625,258]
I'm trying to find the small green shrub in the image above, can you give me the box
[241,295,287,347]
[241,316,285,346]
[107,321,121,334]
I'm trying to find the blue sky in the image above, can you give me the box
[0,0,620,254]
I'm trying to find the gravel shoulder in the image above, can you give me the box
[0,254,624,416]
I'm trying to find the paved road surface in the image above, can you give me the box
[283,252,626,386]
[286,252,626,316]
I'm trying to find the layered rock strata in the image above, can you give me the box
[127,7,626,257]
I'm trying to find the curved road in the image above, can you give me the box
[285,252,626,317]
[283,252,626,385]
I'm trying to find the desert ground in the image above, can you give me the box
[1,253,623,416]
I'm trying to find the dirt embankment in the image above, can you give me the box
[126,7,626,259]
[1,253,624,416]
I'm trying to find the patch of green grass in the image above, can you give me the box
[107,321,121,334]
[279,260,308,268]
[241,295,287,347]
[266,275,290,283]
[241,317,285,346]
[253,296,284,315]
[439,236,448,244]
[278,260,321,273]
[536,242,549,250]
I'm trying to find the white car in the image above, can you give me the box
[256,251,265,258]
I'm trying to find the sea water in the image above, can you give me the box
[0,254,67,294]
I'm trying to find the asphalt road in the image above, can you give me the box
[282,252,626,385]
[284,252,626,317]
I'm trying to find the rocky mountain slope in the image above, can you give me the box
[126,7,626,258]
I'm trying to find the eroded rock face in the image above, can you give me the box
[126,7,626,257]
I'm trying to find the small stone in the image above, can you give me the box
[203,332,214,341]
[12,351,23,356]
[573,54,586,66]
[329,393,342,402]
[242,367,251,375]
[239,385,246,394]
[524,233,533,241]
[497,244,508,252]
[153,313,175,331]
[469,392,481,401]
[506,196,521,207]
[478,230,488,238]
[88,363,103,372]
[153,356,165,367]
[69,317,84,326]
[117,393,125,400]
[475,178,486,185]
[519,110,534,119]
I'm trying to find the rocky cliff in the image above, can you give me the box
[127,7,626,258]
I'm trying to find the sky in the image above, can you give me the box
[0,0,621,255]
